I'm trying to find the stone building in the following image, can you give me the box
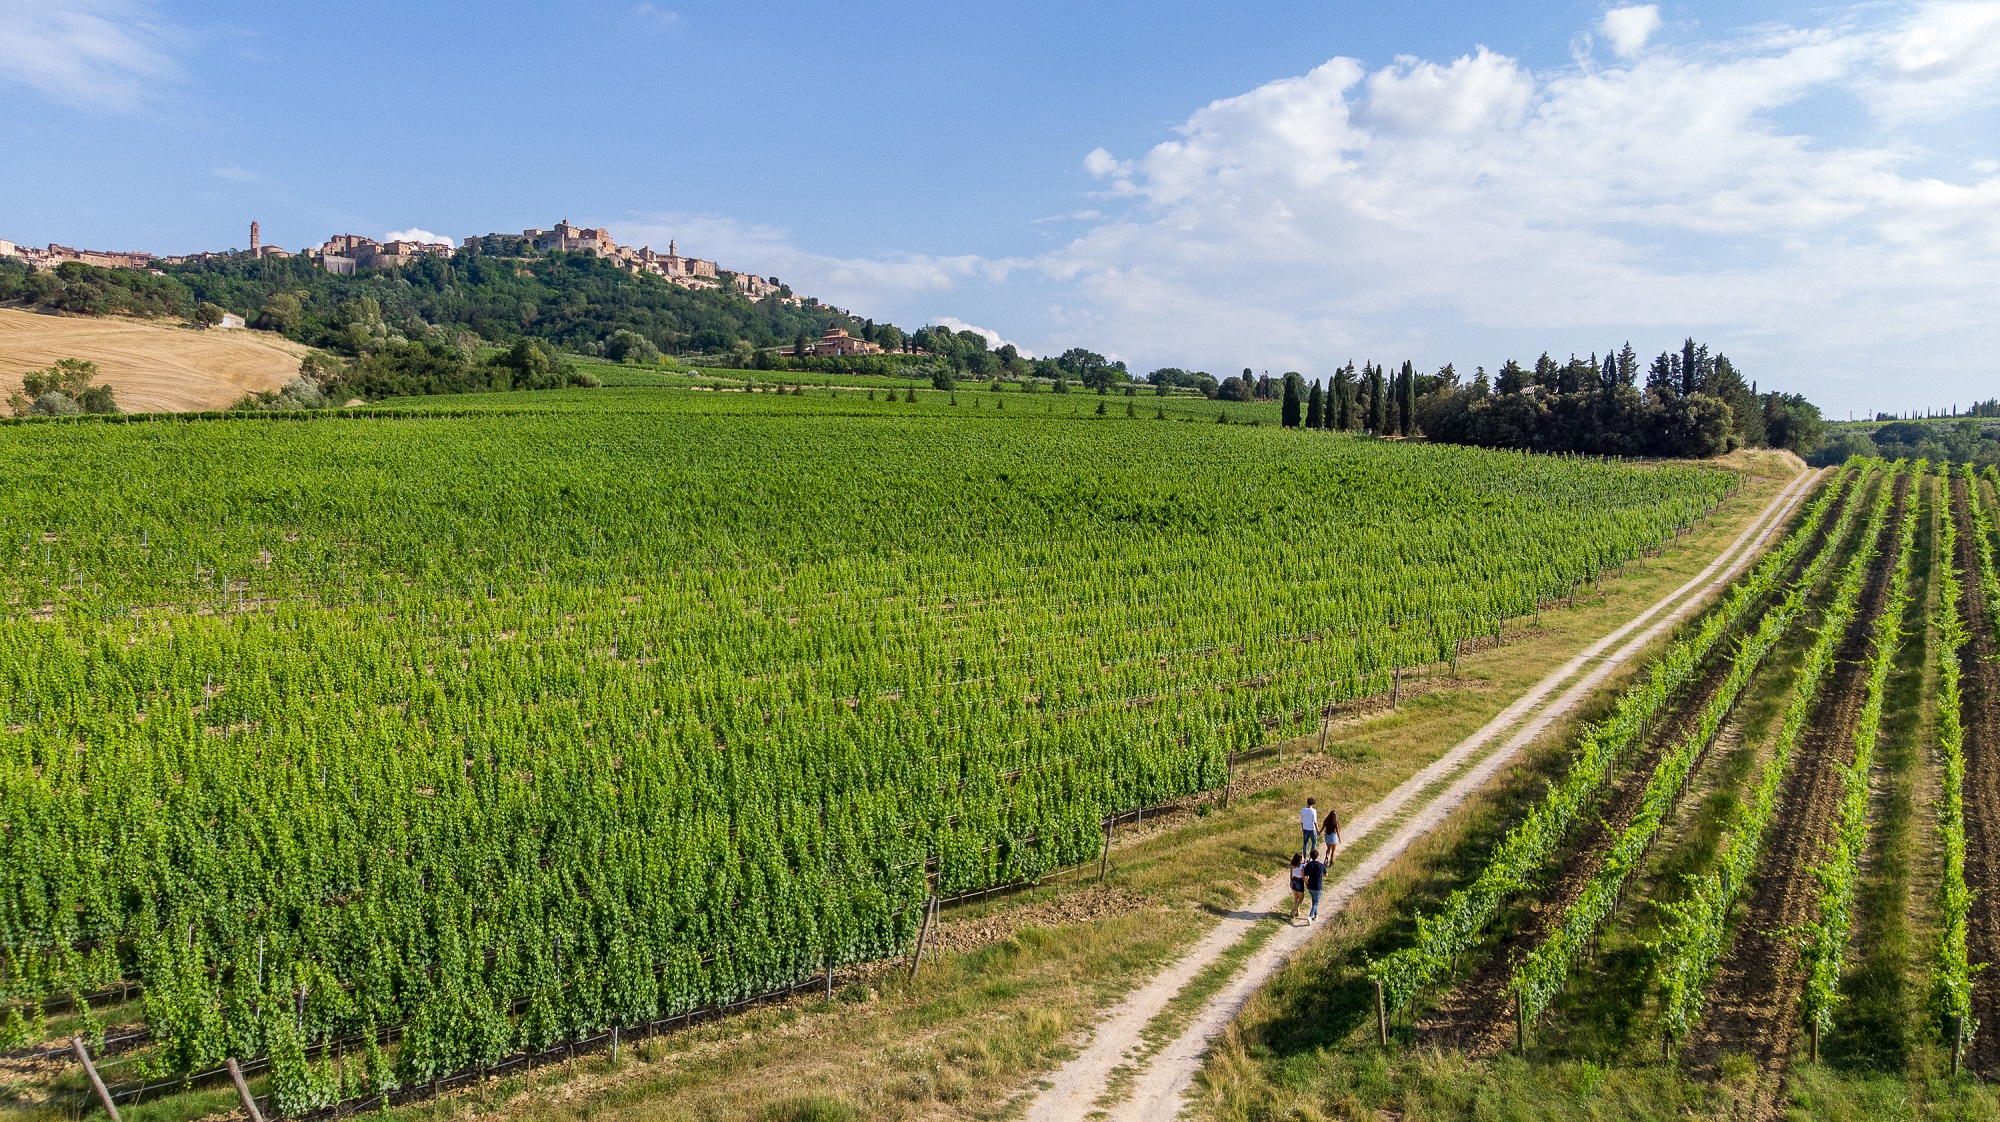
[312,232,450,274]
[810,328,881,357]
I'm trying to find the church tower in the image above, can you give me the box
[250,221,261,256]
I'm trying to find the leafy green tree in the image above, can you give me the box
[1305,382,1323,429]
[257,292,304,333]
[794,330,810,357]
[607,330,662,364]
[1495,360,1528,395]
[1367,364,1388,434]
[193,301,224,328]
[1762,392,1825,455]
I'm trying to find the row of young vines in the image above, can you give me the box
[1509,461,1880,1026]
[1798,462,1919,1039]
[1651,459,1898,1044]
[1933,466,1976,1054]
[1368,463,1848,1013]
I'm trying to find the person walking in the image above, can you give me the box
[1300,797,1319,854]
[1324,805,1342,859]
[1302,847,1327,922]
[1288,853,1306,923]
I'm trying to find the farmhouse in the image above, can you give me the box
[810,327,881,357]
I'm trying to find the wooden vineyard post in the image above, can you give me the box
[71,1037,121,1122]
[227,1058,265,1122]
[1391,666,1401,708]
[1374,980,1388,1047]
[1098,817,1112,881]
[1954,1016,1965,1076]
[1810,1019,1819,1064]
[824,949,834,999]
[1515,989,1525,1052]
[1224,751,1234,810]
[1451,639,1461,678]
[908,893,938,980]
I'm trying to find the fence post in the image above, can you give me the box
[1099,817,1113,881]
[611,1025,620,1065]
[1451,639,1461,678]
[1224,751,1234,809]
[1515,989,1526,1052]
[71,1038,121,1122]
[1374,979,1388,1047]
[908,894,938,980]
[1810,1019,1818,1064]
[1391,666,1401,708]
[1954,1015,1964,1076]
[227,1058,265,1122]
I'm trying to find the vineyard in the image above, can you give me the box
[1217,458,2000,1120]
[0,390,1737,1117]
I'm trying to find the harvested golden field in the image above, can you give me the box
[0,306,307,412]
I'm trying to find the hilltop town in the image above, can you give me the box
[0,219,796,304]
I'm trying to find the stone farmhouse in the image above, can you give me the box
[809,327,881,357]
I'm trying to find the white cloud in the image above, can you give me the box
[929,317,1030,357]
[1027,8,2000,413]
[1600,5,1662,58]
[1865,1,2000,117]
[633,3,679,29]
[0,0,179,112]
[211,164,258,183]
[1083,147,1125,178]
[384,228,453,246]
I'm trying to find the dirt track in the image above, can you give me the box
[0,307,306,411]
[1951,479,2000,1077]
[1682,473,1905,1098]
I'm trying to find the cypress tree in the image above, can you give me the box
[1367,364,1388,434]
[1400,360,1417,436]
[1281,372,1304,428]
[1305,382,1323,430]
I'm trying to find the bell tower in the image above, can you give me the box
[250,221,261,256]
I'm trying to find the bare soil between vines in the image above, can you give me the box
[1951,479,2000,1078]
[1681,474,1906,1106]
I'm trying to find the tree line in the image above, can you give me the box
[1241,340,1824,458]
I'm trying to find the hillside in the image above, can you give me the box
[0,306,305,411]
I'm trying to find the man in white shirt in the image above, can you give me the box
[1301,798,1319,854]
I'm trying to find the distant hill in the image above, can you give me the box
[0,306,305,411]
[0,248,900,362]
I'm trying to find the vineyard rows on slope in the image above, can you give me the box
[0,407,1735,1110]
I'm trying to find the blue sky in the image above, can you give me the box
[3,1,1998,416]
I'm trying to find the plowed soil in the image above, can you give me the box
[1951,480,2000,1076]
[0,307,306,412]
[1418,478,1853,1056]
[1682,475,1906,1098]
